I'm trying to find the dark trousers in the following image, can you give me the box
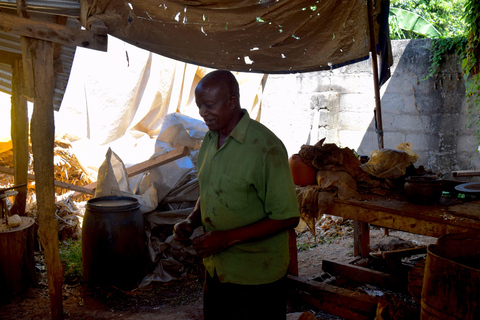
[203,271,288,320]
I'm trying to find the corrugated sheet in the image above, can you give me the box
[0,0,81,110]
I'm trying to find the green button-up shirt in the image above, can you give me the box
[197,110,300,285]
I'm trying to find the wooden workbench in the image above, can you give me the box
[327,192,480,256]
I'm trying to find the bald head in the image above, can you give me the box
[196,70,240,107]
[195,70,244,137]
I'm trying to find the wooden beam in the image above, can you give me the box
[452,170,480,177]
[287,275,378,320]
[0,13,107,52]
[380,246,427,260]
[73,146,190,197]
[126,146,190,177]
[322,259,404,291]
[0,165,95,195]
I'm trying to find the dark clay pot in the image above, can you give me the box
[404,176,444,205]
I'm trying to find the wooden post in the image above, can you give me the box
[367,0,384,150]
[29,38,64,320]
[10,59,29,216]
[354,221,370,257]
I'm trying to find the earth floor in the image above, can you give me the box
[0,223,437,320]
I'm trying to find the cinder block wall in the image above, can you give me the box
[261,39,479,177]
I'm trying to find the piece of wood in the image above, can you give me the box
[72,146,190,197]
[288,228,298,276]
[287,275,378,320]
[0,217,37,298]
[380,246,427,259]
[322,259,403,291]
[452,170,480,177]
[30,38,63,320]
[354,220,370,257]
[286,311,317,320]
[10,58,29,216]
[329,196,480,236]
[0,165,95,195]
[0,13,107,52]
[126,146,190,177]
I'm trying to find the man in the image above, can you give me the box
[173,70,300,320]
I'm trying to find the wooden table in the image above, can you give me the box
[327,193,480,256]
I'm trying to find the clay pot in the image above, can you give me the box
[288,154,317,186]
[404,176,443,205]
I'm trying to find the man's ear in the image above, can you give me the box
[229,94,238,109]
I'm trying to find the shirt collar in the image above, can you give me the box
[206,109,250,144]
[229,109,250,144]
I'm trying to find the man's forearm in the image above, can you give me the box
[224,216,299,247]
[186,197,202,228]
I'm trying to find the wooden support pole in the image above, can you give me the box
[10,59,29,216]
[354,221,370,257]
[30,38,64,320]
[367,0,384,150]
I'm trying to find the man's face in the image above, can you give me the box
[195,82,235,133]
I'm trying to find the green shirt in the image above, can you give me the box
[197,110,300,285]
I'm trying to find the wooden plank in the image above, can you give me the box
[73,146,190,196]
[0,165,94,195]
[0,13,107,52]
[287,275,378,320]
[329,197,480,236]
[322,259,403,291]
[380,246,427,259]
[126,146,190,177]
[452,170,480,177]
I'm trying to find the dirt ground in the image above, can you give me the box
[0,220,437,320]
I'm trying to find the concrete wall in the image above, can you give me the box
[261,39,479,177]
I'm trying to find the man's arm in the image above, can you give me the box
[192,216,299,258]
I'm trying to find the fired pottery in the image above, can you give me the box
[404,176,443,205]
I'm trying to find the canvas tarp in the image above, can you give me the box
[80,0,391,76]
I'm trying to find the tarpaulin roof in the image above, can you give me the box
[81,0,391,76]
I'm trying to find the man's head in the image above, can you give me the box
[195,70,243,135]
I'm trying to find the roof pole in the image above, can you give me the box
[367,0,384,150]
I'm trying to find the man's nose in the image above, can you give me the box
[199,105,207,118]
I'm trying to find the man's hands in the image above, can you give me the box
[191,230,232,258]
[174,220,230,258]
[173,219,195,247]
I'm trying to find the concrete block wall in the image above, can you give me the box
[261,39,479,176]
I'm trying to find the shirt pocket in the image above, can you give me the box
[221,175,249,212]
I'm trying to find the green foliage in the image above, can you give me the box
[426,37,467,80]
[389,8,441,38]
[389,0,468,39]
[59,238,83,284]
[462,0,480,141]
[297,242,319,252]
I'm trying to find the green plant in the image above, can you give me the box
[390,8,441,39]
[297,242,318,252]
[59,238,83,284]
[462,0,480,140]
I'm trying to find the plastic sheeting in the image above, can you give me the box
[55,35,265,182]
[80,0,392,76]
